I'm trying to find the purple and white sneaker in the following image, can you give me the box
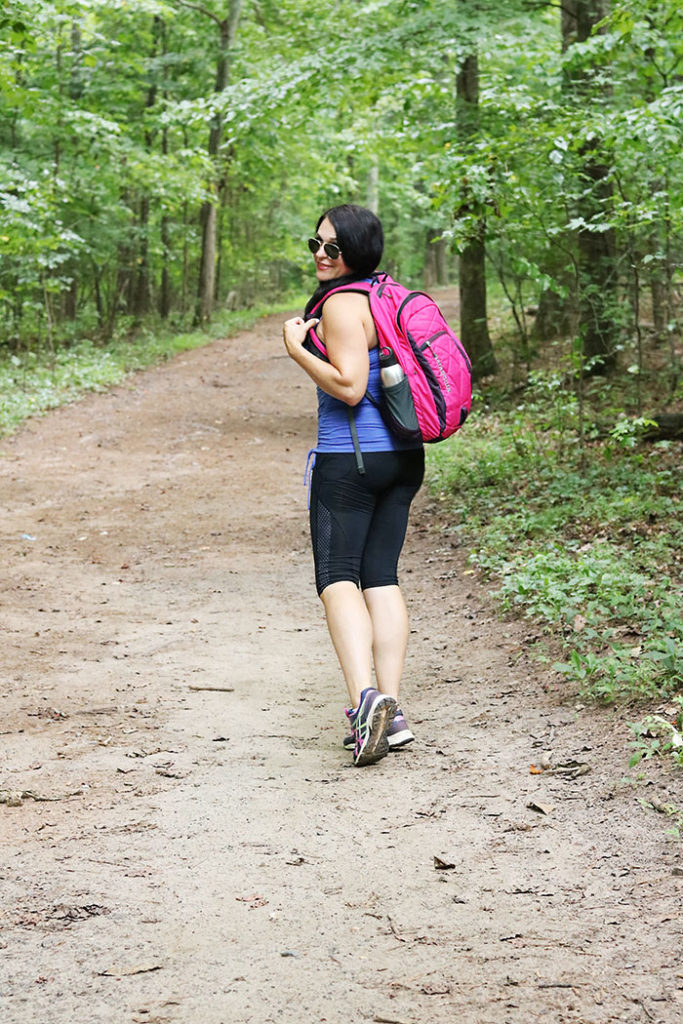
[386,711,415,749]
[345,687,397,767]
[344,706,414,753]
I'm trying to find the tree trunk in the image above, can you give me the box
[650,269,666,343]
[424,230,448,289]
[456,52,497,378]
[62,279,77,321]
[160,161,171,321]
[158,18,171,320]
[132,193,151,318]
[576,149,618,372]
[195,0,242,325]
[533,288,574,341]
[133,19,164,320]
[366,158,379,215]
[642,414,683,442]
[565,0,618,373]
[198,202,218,319]
[58,19,83,324]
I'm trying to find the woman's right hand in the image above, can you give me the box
[283,316,319,359]
[283,293,369,405]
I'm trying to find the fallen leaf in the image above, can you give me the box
[549,760,590,779]
[48,904,110,925]
[526,800,554,816]
[235,894,268,909]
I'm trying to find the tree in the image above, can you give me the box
[563,0,619,373]
[181,0,243,324]
[456,50,497,378]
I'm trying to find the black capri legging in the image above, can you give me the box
[309,449,425,596]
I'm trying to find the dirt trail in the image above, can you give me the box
[1,302,681,1024]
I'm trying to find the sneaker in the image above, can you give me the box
[386,712,415,749]
[344,707,414,752]
[345,688,397,767]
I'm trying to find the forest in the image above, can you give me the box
[1,0,681,736]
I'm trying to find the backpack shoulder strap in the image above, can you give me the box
[306,277,380,359]
[307,279,374,318]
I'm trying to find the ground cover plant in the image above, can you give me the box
[426,370,682,713]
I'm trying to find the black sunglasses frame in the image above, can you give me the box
[307,236,342,260]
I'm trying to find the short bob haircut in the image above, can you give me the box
[316,204,383,277]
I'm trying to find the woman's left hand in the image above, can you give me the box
[283,316,319,358]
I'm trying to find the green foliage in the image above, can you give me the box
[428,370,682,706]
[1,0,681,379]
[629,698,683,769]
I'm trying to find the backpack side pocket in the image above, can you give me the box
[380,377,421,441]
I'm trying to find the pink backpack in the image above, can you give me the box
[306,273,471,445]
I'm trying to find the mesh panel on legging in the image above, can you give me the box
[312,497,333,595]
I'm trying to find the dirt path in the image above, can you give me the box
[1,304,682,1024]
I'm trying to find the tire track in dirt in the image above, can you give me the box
[1,307,681,1023]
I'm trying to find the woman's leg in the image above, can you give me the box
[310,454,376,707]
[310,450,422,709]
[320,580,373,708]
[362,584,409,700]
[358,450,424,702]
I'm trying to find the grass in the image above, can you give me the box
[426,378,682,709]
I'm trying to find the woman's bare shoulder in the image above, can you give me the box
[322,290,375,349]
[322,290,370,315]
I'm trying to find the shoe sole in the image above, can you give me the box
[387,729,414,749]
[353,695,397,767]
[344,725,415,752]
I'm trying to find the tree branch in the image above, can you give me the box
[173,0,221,27]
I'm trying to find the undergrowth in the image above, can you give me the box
[427,376,682,711]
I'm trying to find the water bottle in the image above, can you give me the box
[379,347,405,387]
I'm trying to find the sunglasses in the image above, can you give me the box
[307,236,342,260]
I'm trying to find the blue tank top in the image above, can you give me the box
[316,347,421,453]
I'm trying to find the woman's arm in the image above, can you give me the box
[283,292,371,406]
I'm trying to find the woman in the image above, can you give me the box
[283,204,424,767]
